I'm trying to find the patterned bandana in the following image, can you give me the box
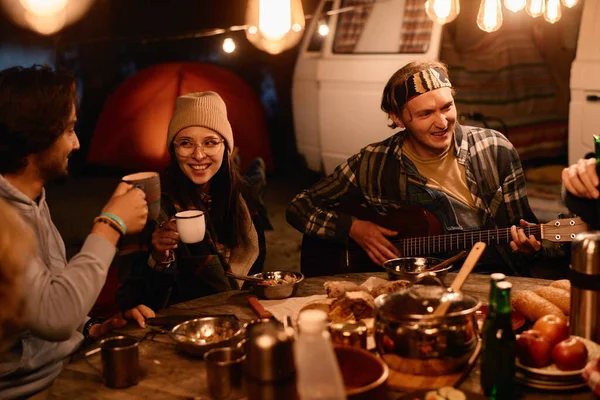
[394,67,452,107]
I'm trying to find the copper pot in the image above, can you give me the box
[374,274,480,376]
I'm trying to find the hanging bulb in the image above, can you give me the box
[245,0,305,54]
[222,38,236,53]
[19,0,67,16]
[477,0,503,32]
[504,0,526,12]
[425,0,460,25]
[525,0,545,17]
[544,0,562,23]
[561,0,578,8]
[317,20,329,37]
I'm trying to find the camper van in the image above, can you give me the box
[292,0,599,174]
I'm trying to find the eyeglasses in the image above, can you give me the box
[173,138,225,157]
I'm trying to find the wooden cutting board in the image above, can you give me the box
[385,339,482,392]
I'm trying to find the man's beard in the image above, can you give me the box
[39,155,70,184]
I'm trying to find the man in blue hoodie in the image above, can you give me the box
[0,65,149,399]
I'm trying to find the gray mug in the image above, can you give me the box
[100,336,140,388]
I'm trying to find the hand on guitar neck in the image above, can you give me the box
[510,219,542,254]
[349,219,400,266]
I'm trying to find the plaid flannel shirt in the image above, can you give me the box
[287,124,537,245]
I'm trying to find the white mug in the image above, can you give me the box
[175,210,205,244]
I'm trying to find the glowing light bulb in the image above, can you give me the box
[222,38,236,53]
[504,0,526,12]
[425,0,460,25]
[19,0,67,16]
[526,0,545,17]
[24,11,65,35]
[561,0,578,8]
[477,0,503,32]
[544,0,562,23]
[318,21,329,37]
[258,0,291,40]
[245,0,305,55]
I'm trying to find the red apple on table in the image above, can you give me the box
[516,330,553,368]
[552,337,589,371]
[533,314,570,347]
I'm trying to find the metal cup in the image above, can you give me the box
[329,320,368,349]
[100,336,139,388]
[204,347,246,400]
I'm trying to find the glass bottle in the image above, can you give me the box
[480,280,516,399]
[482,273,506,330]
[594,134,600,164]
[294,310,346,400]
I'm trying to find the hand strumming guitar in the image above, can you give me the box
[349,219,400,265]
[509,219,542,254]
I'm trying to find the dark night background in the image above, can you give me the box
[0,0,321,175]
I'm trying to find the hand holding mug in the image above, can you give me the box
[175,210,206,244]
[152,219,179,260]
[101,182,148,235]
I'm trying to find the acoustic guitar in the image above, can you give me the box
[300,204,587,277]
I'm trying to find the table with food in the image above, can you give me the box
[49,246,600,400]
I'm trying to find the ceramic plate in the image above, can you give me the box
[516,336,600,377]
[516,371,587,391]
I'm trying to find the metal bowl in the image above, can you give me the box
[170,316,243,357]
[382,257,451,283]
[248,271,304,299]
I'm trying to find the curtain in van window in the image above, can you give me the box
[398,0,433,53]
[332,0,375,53]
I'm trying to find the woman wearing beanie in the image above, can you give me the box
[115,91,267,326]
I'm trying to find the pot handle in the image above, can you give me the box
[414,271,448,288]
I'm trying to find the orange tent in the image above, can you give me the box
[87,62,273,173]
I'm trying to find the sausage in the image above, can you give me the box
[534,287,570,315]
[549,279,570,292]
[511,290,566,322]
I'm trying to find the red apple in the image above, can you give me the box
[552,337,589,371]
[516,330,553,368]
[533,314,570,347]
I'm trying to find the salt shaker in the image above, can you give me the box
[245,320,299,400]
[569,232,600,342]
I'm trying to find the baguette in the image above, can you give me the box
[534,286,570,315]
[549,279,570,292]
[511,290,566,322]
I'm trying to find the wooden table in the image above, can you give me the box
[50,273,595,399]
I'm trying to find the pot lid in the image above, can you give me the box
[375,277,480,321]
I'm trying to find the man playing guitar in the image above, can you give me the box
[287,60,544,276]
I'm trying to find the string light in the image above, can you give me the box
[245,0,305,54]
[561,0,578,8]
[544,0,562,23]
[19,0,67,16]
[425,0,460,25]
[318,21,329,37]
[525,0,545,18]
[477,0,503,32]
[222,38,236,53]
[504,0,526,13]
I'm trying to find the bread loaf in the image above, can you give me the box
[331,291,375,320]
[511,290,566,322]
[370,280,411,298]
[549,279,570,292]
[534,287,570,315]
[324,281,366,298]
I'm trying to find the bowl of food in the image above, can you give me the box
[382,257,451,283]
[171,316,243,357]
[334,345,389,399]
[249,270,304,299]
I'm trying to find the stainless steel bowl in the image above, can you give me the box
[248,271,304,299]
[382,257,451,283]
[170,316,243,357]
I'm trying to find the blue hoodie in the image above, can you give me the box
[0,175,116,399]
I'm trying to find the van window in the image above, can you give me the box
[332,0,433,54]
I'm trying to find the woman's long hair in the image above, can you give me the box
[164,143,252,249]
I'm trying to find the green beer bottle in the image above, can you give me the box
[595,135,600,164]
[480,280,516,399]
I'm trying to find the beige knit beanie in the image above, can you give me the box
[167,91,234,153]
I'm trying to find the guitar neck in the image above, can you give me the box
[395,225,541,257]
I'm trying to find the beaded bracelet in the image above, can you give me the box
[93,216,125,237]
[99,212,127,236]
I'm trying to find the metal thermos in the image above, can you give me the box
[244,320,299,400]
[569,232,600,342]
